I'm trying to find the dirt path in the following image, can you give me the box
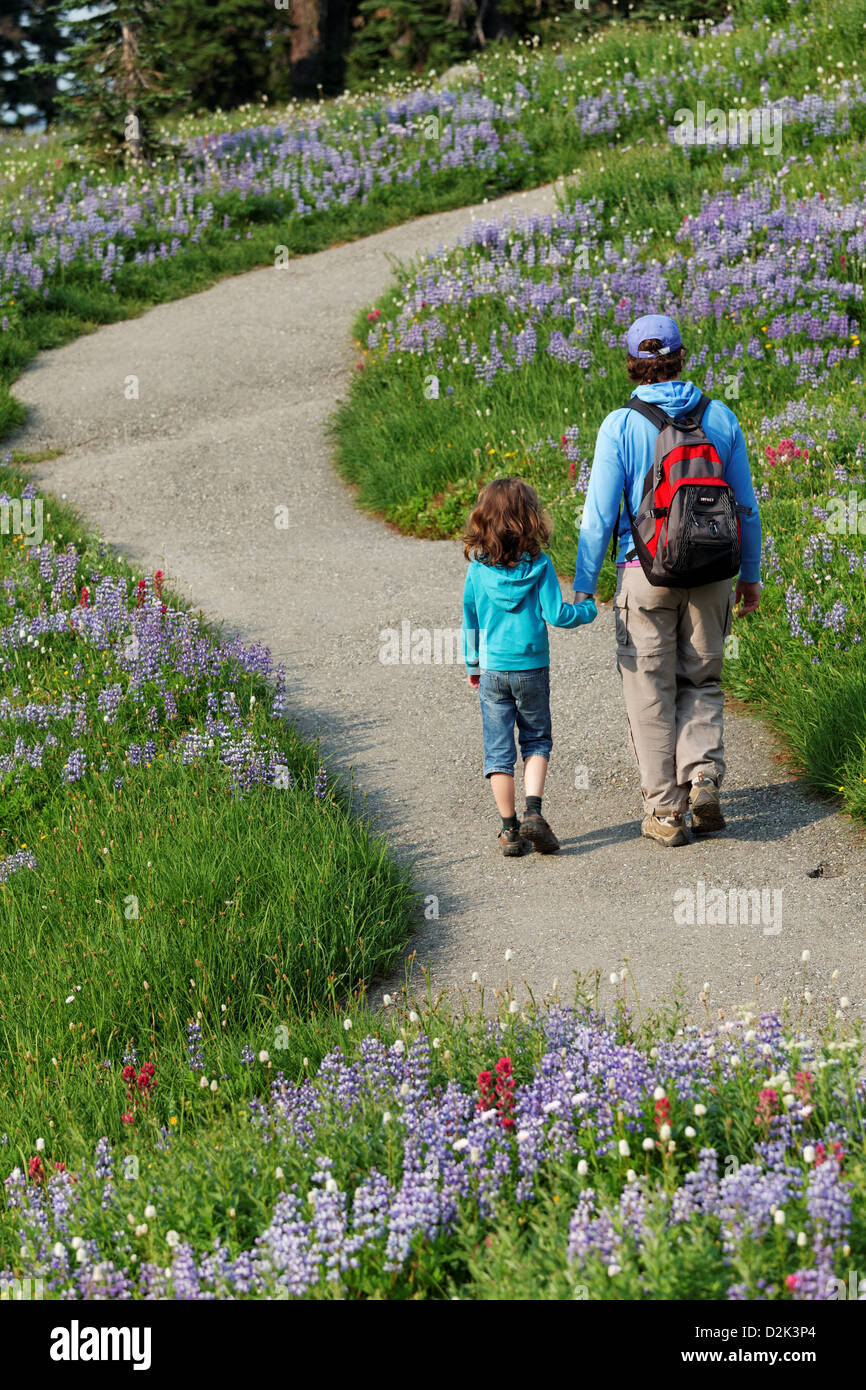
[9,183,865,1018]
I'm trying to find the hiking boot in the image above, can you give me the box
[519,811,560,854]
[689,775,725,833]
[641,811,689,847]
[498,826,528,857]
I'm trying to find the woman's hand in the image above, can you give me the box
[734,580,761,616]
[467,672,480,689]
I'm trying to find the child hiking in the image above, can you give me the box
[461,477,597,857]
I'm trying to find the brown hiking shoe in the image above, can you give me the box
[689,776,725,833]
[519,811,560,854]
[498,826,528,857]
[641,811,689,847]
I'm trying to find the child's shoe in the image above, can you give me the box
[519,812,560,854]
[498,826,528,857]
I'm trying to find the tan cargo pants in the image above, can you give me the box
[613,567,734,816]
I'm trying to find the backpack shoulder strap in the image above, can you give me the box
[610,398,665,561]
[623,397,670,431]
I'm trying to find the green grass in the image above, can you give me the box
[0,453,414,1162]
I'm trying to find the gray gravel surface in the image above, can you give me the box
[9,182,865,1021]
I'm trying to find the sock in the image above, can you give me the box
[525,795,543,817]
[501,814,519,832]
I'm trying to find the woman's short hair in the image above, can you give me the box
[626,336,686,384]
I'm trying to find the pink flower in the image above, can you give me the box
[754,1087,779,1128]
[794,1069,813,1102]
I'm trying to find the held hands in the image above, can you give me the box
[573,591,597,622]
[734,580,761,617]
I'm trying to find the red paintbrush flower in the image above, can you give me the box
[477,1069,495,1112]
[654,1095,671,1129]
[755,1088,779,1128]
[794,1069,813,1102]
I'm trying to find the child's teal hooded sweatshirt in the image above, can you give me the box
[462,553,596,671]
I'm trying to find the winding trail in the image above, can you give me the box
[9,183,866,1017]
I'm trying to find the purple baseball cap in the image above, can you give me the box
[626,314,682,358]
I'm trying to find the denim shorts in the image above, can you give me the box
[478,667,552,778]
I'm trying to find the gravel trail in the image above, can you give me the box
[9,183,865,1018]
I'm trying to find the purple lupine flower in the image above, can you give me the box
[61,748,87,784]
[186,1020,204,1072]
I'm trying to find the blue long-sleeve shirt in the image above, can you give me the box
[462,552,596,671]
[573,380,762,593]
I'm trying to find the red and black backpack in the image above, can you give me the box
[612,393,751,588]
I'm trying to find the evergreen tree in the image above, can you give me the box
[25,1,188,166]
[0,8,25,127]
[159,0,293,114]
[347,0,470,85]
[1,2,64,129]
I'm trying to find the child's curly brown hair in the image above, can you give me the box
[463,477,552,567]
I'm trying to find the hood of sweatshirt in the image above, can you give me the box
[631,379,704,415]
[471,553,548,612]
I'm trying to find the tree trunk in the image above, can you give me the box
[120,21,143,162]
[290,0,323,98]
[447,0,474,26]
